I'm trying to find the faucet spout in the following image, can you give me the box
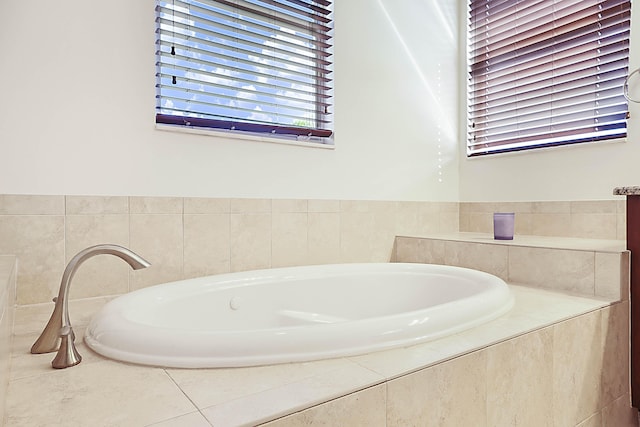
[30,244,151,368]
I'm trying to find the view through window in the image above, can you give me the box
[155,0,334,143]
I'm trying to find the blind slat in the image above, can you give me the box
[467,0,629,156]
[156,0,333,140]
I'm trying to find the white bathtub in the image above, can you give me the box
[84,263,513,368]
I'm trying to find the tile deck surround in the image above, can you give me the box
[5,285,617,426]
[3,232,636,426]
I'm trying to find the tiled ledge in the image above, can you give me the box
[397,232,626,253]
[6,286,618,426]
[394,232,629,301]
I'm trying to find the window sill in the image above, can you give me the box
[466,137,627,159]
[155,123,335,150]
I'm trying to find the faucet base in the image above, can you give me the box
[52,326,82,369]
[30,300,63,354]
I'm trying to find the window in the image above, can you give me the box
[467,0,631,156]
[155,0,333,144]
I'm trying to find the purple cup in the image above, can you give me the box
[493,212,515,240]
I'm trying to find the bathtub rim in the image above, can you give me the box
[84,262,514,368]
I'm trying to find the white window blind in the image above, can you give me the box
[155,0,333,141]
[467,0,631,156]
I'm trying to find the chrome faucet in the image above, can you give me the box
[31,244,151,368]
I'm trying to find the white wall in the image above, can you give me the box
[458,0,640,202]
[0,0,459,202]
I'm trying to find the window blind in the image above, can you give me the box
[155,0,333,141]
[467,0,630,156]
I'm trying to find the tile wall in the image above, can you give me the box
[0,195,458,305]
[394,235,629,300]
[0,195,628,306]
[264,302,635,427]
[460,200,626,240]
[0,194,635,426]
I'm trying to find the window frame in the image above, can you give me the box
[155,0,334,146]
[466,0,631,157]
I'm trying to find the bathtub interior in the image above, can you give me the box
[122,269,495,330]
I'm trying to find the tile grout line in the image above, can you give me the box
[162,369,214,426]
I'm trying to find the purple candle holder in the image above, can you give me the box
[493,212,515,240]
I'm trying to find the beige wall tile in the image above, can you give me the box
[308,212,340,265]
[571,213,617,239]
[263,385,387,427]
[0,215,65,305]
[601,302,630,406]
[183,214,230,279]
[595,252,629,300]
[417,211,442,234]
[230,213,271,272]
[183,197,230,214]
[341,200,397,214]
[339,212,372,263]
[531,213,572,237]
[465,202,498,213]
[459,211,470,231]
[272,212,308,268]
[394,237,424,264]
[495,201,534,213]
[65,215,130,299]
[602,394,638,427]
[617,212,627,240]
[439,210,459,232]
[394,202,420,236]
[65,196,128,214]
[616,200,627,239]
[459,202,473,214]
[230,198,271,213]
[340,212,395,263]
[130,196,183,214]
[129,214,183,290]
[416,201,440,214]
[571,200,618,214]
[462,208,530,235]
[387,351,487,427]
[438,202,459,213]
[577,413,603,427]
[508,247,595,294]
[486,328,553,427]
[308,199,340,213]
[272,199,308,213]
[553,311,603,426]
[0,195,64,215]
[339,200,370,213]
[532,201,571,214]
[513,212,533,235]
[394,237,446,265]
[445,241,509,280]
[467,212,493,233]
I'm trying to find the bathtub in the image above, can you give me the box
[84,263,513,368]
